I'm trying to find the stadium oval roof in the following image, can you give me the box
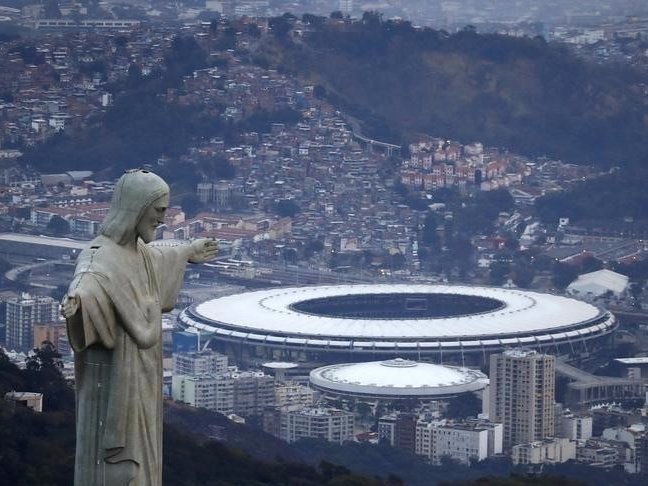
[179,284,616,355]
[309,358,488,398]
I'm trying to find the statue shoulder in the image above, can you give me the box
[74,237,129,276]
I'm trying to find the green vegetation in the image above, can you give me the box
[164,432,392,485]
[1,348,646,485]
[262,18,648,169]
[275,198,300,218]
[443,475,586,486]
[535,168,648,224]
[1,348,390,485]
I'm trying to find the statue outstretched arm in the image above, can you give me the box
[187,238,218,263]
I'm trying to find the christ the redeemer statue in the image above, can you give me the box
[61,169,218,485]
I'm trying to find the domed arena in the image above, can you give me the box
[178,284,617,365]
[309,358,489,400]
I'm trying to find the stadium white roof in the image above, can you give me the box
[309,358,488,398]
[567,269,629,297]
[191,284,601,338]
[180,284,616,354]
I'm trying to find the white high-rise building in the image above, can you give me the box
[173,350,229,376]
[231,370,275,416]
[5,294,59,352]
[489,349,556,449]
[172,374,234,414]
[172,366,275,416]
[274,382,316,408]
[558,412,593,441]
[511,438,577,465]
[415,419,503,465]
[279,407,354,444]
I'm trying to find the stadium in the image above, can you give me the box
[177,284,617,366]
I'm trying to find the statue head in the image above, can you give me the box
[100,169,170,245]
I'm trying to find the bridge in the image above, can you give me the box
[353,132,402,157]
[342,114,402,157]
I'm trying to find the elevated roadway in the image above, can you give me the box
[556,359,647,406]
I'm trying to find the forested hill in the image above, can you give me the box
[260,15,648,168]
[1,349,641,485]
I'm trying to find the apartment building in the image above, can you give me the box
[489,349,555,449]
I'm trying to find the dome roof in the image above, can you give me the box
[309,358,488,398]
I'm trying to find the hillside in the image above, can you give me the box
[260,16,648,168]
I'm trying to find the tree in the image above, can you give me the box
[448,236,474,263]
[388,251,406,270]
[165,36,208,86]
[0,349,24,395]
[268,15,293,39]
[313,84,327,99]
[127,63,144,87]
[46,215,70,235]
[200,155,235,180]
[629,280,644,299]
[304,239,324,258]
[23,347,74,411]
[579,255,603,274]
[489,261,510,285]
[282,247,297,265]
[512,264,536,288]
[275,199,300,218]
[302,14,326,27]
[181,194,202,218]
[552,262,578,289]
[421,212,439,248]
[356,402,372,420]
[362,11,383,27]
[445,393,482,419]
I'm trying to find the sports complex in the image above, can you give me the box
[177,284,617,365]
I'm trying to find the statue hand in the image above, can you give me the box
[61,293,80,319]
[188,238,218,263]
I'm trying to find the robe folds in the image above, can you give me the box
[66,236,188,486]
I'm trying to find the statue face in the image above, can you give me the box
[136,193,169,243]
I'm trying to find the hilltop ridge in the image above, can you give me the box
[258,15,648,168]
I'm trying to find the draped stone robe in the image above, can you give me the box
[66,236,188,486]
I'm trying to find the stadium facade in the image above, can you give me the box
[177,284,617,366]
